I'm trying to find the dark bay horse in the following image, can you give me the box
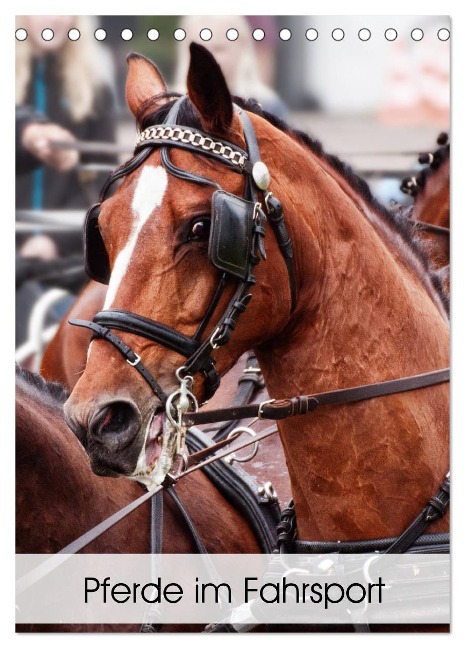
[64,45,449,549]
[16,365,259,631]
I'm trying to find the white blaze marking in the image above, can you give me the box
[103,166,168,309]
[86,340,94,362]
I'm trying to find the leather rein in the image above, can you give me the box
[181,367,450,426]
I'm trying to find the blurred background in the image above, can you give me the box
[15,14,450,366]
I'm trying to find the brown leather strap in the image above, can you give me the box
[185,431,241,468]
[384,472,450,554]
[183,368,450,426]
[69,319,168,405]
[212,353,263,441]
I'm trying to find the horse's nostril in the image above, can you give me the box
[64,411,87,447]
[89,401,141,450]
[101,404,133,433]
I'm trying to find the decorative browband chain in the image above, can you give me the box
[136,125,252,172]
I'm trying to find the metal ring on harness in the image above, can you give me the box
[166,369,198,428]
[225,426,259,464]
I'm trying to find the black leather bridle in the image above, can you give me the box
[69,98,450,548]
[70,97,295,408]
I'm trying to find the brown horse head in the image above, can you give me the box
[65,44,448,545]
[64,45,292,482]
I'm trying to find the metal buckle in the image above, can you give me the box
[257,481,278,502]
[209,326,222,350]
[243,367,262,374]
[258,398,275,419]
[127,353,141,367]
[253,202,264,223]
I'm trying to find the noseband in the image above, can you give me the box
[70,97,296,408]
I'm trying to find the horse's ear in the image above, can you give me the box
[126,52,168,119]
[187,43,233,134]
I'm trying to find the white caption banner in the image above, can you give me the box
[16,553,449,625]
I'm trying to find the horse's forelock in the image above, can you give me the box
[139,93,199,132]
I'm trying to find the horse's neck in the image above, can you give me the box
[256,149,449,542]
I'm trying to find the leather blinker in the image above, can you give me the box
[209,190,255,281]
[84,203,111,285]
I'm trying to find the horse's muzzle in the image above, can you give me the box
[64,397,145,477]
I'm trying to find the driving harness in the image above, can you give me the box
[71,96,295,404]
[70,95,449,422]
[68,96,450,618]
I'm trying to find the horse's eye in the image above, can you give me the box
[189,218,211,241]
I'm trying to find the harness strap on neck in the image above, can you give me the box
[182,368,450,426]
[275,493,450,555]
[384,472,450,553]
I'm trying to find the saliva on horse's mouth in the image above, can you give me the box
[131,404,187,489]
[142,409,166,473]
